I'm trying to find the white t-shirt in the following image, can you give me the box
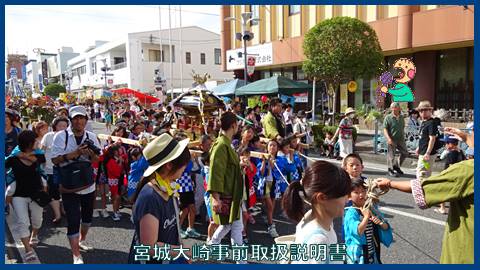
[51,128,100,194]
[40,131,56,175]
[94,103,100,113]
[292,210,339,264]
[283,110,293,125]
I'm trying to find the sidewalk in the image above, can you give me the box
[321,129,444,173]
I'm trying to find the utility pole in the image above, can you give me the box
[225,12,258,85]
[179,5,184,92]
[168,5,173,100]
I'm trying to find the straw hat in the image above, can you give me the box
[344,107,356,116]
[142,133,190,177]
[416,101,433,111]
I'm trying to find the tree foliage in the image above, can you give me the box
[44,83,66,98]
[303,17,384,86]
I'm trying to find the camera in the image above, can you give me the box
[82,138,102,155]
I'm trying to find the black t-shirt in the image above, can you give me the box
[129,184,179,263]
[274,113,286,138]
[444,150,466,170]
[5,155,46,197]
[418,118,439,155]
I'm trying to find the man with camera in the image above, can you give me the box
[51,105,101,264]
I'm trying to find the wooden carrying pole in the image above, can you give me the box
[97,134,269,159]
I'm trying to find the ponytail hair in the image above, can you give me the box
[282,161,352,222]
[282,181,307,222]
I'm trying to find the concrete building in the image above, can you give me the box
[67,26,233,98]
[46,47,80,84]
[25,60,40,92]
[6,54,28,80]
[221,5,474,111]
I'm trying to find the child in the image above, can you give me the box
[201,152,218,244]
[282,161,352,264]
[277,137,300,183]
[105,109,113,132]
[342,153,366,183]
[435,135,466,214]
[257,140,297,238]
[344,178,393,264]
[323,131,335,158]
[104,144,125,221]
[239,147,257,244]
[92,153,109,219]
[289,137,305,182]
[127,148,148,202]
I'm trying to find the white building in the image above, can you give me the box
[25,60,40,91]
[67,26,233,96]
[46,47,80,84]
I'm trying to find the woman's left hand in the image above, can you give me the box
[370,215,382,225]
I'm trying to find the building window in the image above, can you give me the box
[186,52,191,64]
[149,49,162,62]
[113,57,125,65]
[251,5,260,25]
[91,62,97,75]
[297,69,306,80]
[214,49,221,65]
[200,53,206,65]
[436,47,473,110]
[289,5,301,15]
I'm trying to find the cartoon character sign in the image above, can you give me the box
[377,58,416,103]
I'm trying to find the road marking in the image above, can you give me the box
[379,206,446,226]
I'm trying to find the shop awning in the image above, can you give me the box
[211,79,246,96]
[235,75,312,96]
[111,88,160,103]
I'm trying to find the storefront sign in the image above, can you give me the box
[293,93,308,103]
[226,43,273,71]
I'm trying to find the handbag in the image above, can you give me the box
[57,130,94,193]
[31,190,52,207]
[58,161,94,193]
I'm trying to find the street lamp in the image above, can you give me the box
[225,12,260,84]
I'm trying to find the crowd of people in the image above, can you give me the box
[4,95,474,264]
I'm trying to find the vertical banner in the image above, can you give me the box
[340,83,348,112]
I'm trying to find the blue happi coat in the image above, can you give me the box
[255,155,296,199]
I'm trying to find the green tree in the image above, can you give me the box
[44,83,66,98]
[303,17,384,119]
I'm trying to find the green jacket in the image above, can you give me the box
[421,159,474,264]
[207,134,243,225]
[262,111,283,139]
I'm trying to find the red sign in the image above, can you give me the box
[247,56,256,77]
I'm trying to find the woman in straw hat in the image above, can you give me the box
[333,107,356,158]
[128,133,191,264]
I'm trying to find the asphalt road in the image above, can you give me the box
[5,121,447,264]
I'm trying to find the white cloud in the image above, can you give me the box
[5,5,221,59]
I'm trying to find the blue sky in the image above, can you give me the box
[5,5,221,59]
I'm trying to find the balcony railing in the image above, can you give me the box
[111,62,127,70]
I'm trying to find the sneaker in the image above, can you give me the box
[186,228,201,238]
[180,230,188,239]
[388,169,399,178]
[243,236,249,245]
[79,241,94,252]
[393,166,404,175]
[112,213,121,221]
[268,224,279,238]
[92,210,100,218]
[115,211,123,218]
[101,209,109,218]
[73,255,84,264]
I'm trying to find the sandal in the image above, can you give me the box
[29,237,39,246]
[25,251,38,263]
